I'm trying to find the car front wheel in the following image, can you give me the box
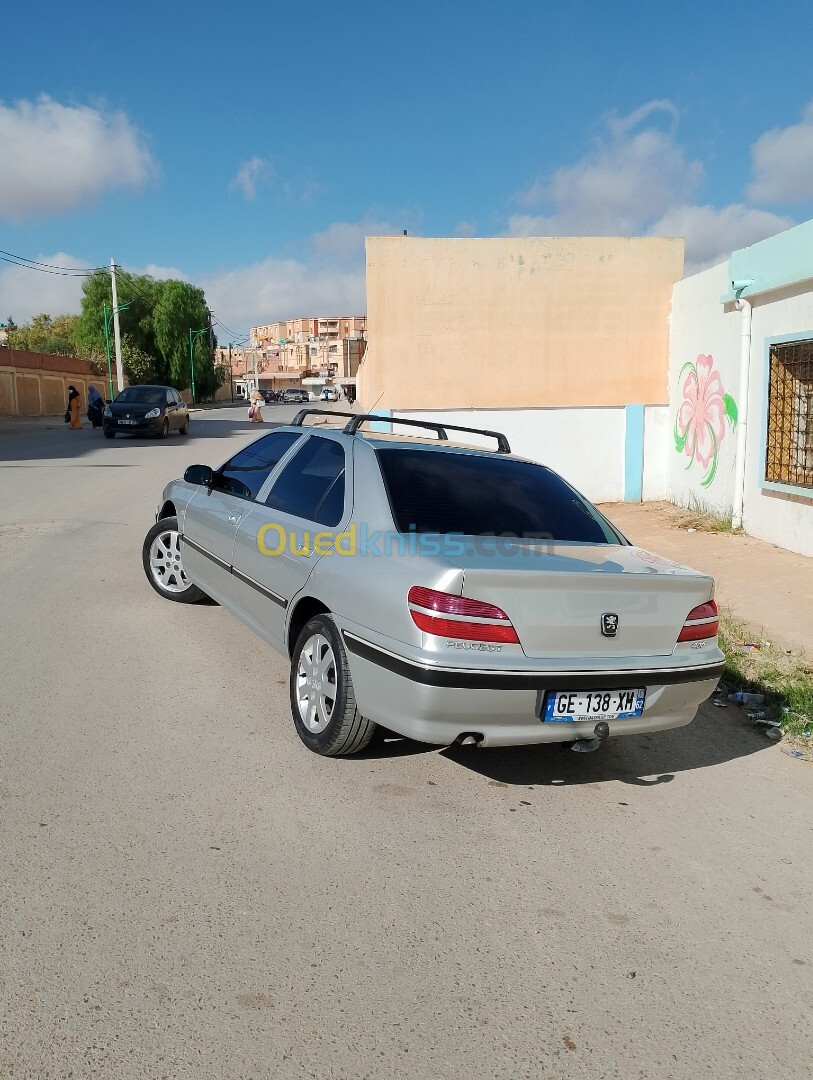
[142,516,205,603]
[290,615,376,756]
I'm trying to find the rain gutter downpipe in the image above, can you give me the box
[731,280,754,531]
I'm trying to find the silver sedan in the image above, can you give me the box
[142,412,724,756]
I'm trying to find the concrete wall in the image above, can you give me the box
[668,261,741,514]
[668,223,813,557]
[362,235,684,411]
[386,406,666,504]
[0,351,111,417]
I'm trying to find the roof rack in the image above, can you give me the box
[291,408,359,426]
[342,414,512,454]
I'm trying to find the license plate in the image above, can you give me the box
[543,688,646,723]
[118,419,139,425]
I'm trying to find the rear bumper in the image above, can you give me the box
[341,629,723,747]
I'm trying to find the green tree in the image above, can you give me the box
[9,313,79,356]
[75,269,217,393]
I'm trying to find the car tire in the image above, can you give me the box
[142,516,205,604]
[160,417,170,439]
[290,615,377,756]
[104,430,115,439]
[179,417,189,436]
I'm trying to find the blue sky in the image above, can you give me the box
[3,0,813,337]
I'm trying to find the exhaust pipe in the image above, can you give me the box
[570,721,610,754]
[455,732,484,747]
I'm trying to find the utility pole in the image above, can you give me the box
[110,258,125,392]
[228,342,234,402]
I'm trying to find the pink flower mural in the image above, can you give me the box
[674,354,738,487]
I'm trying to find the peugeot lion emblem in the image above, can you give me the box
[601,613,619,637]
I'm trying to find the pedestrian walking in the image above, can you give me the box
[67,385,82,430]
[86,385,105,428]
[248,388,264,423]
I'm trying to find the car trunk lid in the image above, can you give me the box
[445,541,714,659]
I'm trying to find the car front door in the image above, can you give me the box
[181,430,304,608]
[231,434,348,648]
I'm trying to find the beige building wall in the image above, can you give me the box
[361,236,684,410]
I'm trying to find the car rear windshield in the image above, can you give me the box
[116,387,165,404]
[375,448,622,544]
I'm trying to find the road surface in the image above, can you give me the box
[0,405,810,1079]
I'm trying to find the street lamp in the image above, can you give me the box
[103,301,132,400]
[189,327,208,404]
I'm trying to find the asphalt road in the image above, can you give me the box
[0,406,810,1080]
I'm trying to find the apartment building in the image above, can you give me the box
[219,314,367,397]
[247,315,366,381]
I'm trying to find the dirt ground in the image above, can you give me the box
[599,502,813,656]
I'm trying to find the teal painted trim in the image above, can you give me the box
[721,218,813,302]
[760,479,813,499]
[759,331,813,499]
[624,404,645,502]
[368,408,392,433]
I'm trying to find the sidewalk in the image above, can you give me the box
[600,502,813,656]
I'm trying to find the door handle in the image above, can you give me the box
[228,513,242,524]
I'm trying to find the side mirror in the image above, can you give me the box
[184,464,213,486]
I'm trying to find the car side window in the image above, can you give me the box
[211,431,303,501]
[265,436,346,526]
[173,390,183,405]
[166,389,174,405]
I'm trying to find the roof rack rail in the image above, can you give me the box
[291,408,360,426]
[342,414,511,453]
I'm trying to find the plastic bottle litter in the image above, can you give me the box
[764,726,782,741]
[728,692,765,706]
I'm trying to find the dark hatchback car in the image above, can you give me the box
[104,385,190,439]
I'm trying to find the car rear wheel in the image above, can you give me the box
[290,615,376,756]
[142,516,205,604]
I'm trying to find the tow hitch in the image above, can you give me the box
[570,721,610,754]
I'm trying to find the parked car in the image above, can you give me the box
[143,412,724,757]
[282,388,309,403]
[321,387,339,401]
[104,385,189,439]
[263,390,281,404]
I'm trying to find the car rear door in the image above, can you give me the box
[231,434,348,647]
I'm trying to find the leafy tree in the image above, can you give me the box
[74,269,217,394]
[9,313,79,356]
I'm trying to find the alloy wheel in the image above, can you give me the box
[295,633,338,733]
[149,529,190,594]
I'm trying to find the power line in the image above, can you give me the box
[0,251,104,277]
[211,315,248,341]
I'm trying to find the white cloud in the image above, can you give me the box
[202,257,366,334]
[747,102,813,204]
[453,220,478,237]
[309,218,404,260]
[0,253,91,321]
[230,156,274,201]
[511,100,703,235]
[648,204,794,274]
[0,97,156,222]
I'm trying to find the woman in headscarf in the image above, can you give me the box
[248,387,264,423]
[87,385,104,428]
[67,385,82,430]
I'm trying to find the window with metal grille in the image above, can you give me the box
[765,340,813,487]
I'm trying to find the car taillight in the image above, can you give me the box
[677,600,719,642]
[408,586,520,644]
